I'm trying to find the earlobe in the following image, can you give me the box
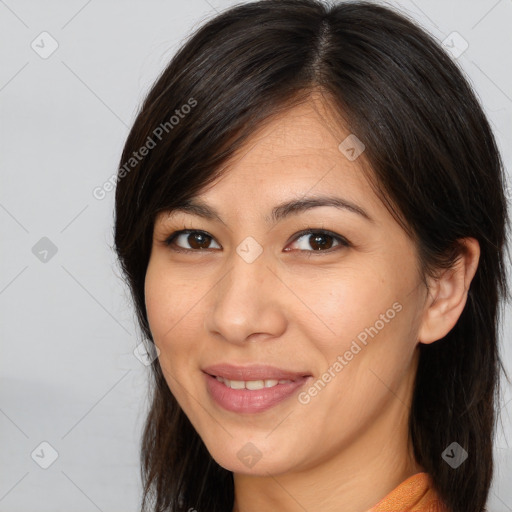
[417,237,480,345]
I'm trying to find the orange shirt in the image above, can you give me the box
[367,472,450,512]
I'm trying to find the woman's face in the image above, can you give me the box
[145,97,429,476]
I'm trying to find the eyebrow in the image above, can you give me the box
[165,195,373,226]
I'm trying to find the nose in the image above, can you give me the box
[204,246,287,345]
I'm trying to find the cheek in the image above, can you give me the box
[144,264,203,406]
[298,265,403,355]
[144,265,169,341]
[144,261,207,364]
[302,265,419,410]
[299,299,417,437]
[144,262,185,351]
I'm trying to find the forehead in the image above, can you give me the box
[229,98,351,165]
[197,98,379,211]
[155,95,396,233]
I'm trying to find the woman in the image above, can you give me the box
[113,1,510,511]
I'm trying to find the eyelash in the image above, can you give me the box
[163,228,351,256]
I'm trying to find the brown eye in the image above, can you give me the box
[307,233,335,250]
[286,229,350,253]
[165,230,221,251]
[164,228,350,254]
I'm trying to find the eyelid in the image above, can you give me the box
[287,228,350,252]
[163,228,351,254]
[164,229,221,250]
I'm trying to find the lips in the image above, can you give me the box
[202,363,311,382]
[202,363,313,413]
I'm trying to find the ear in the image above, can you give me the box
[417,237,480,344]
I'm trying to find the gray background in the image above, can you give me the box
[1,0,511,510]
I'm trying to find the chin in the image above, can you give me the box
[204,438,297,476]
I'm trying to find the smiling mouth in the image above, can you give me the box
[202,363,311,382]
[211,375,295,390]
[202,367,312,414]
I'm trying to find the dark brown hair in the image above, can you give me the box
[113,1,510,511]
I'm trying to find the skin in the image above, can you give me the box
[144,94,480,512]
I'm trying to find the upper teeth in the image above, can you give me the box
[215,376,293,390]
